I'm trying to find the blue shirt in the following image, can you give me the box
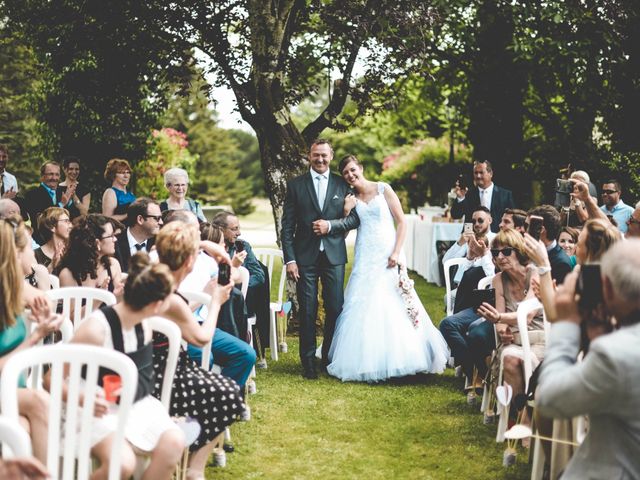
[600,200,634,234]
[40,182,58,205]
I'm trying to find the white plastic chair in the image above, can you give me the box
[47,287,117,329]
[253,248,286,361]
[238,266,257,390]
[0,344,138,480]
[477,275,495,291]
[0,415,33,458]
[443,257,467,316]
[49,273,60,289]
[496,297,543,442]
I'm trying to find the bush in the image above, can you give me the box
[380,138,472,211]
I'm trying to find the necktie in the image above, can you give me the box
[0,174,4,196]
[134,242,146,251]
[316,174,326,208]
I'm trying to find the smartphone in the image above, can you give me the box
[456,174,465,190]
[218,263,231,286]
[472,287,496,312]
[464,223,473,235]
[555,178,572,209]
[527,215,544,241]
[234,239,244,253]
[576,264,603,311]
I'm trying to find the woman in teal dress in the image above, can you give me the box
[101,158,136,223]
[0,215,63,464]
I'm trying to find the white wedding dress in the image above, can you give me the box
[327,182,449,382]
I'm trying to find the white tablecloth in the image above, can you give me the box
[405,216,463,286]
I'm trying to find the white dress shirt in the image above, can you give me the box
[443,231,496,283]
[478,183,494,209]
[127,228,148,258]
[0,170,18,194]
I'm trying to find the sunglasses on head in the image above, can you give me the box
[491,247,514,258]
[602,189,618,195]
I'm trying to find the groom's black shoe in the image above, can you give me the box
[302,359,318,380]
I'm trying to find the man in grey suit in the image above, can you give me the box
[281,139,359,379]
[537,239,640,479]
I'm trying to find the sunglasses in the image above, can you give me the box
[143,214,163,222]
[472,218,485,224]
[491,247,514,258]
[601,189,618,195]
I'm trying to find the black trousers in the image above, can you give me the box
[297,252,345,365]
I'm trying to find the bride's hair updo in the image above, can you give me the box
[338,155,362,174]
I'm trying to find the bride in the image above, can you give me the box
[327,155,449,382]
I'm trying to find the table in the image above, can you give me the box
[405,216,463,286]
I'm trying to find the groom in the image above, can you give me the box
[281,139,359,379]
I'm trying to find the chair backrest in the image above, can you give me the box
[1,344,137,480]
[443,257,467,316]
[477,275,495,291]
[516,297,544,390]
[177,289,213,370]
[49,273,60,289]
[253,248,286,307]
[0,415,32,458]
[46,287,117,329]
[146,317,181,411]
[25,315,75,390]
[238,266,250,300]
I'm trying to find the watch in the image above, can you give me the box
[537,265,552,276]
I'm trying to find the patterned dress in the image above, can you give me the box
[152,332,244,452]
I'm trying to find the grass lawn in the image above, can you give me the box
[208,261,531,479]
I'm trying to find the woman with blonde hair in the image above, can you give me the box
[0,215,63,464]
[160,168,206,222]
[153,221,244,480]
[102,158,136,222]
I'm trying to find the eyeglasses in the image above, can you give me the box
[491,248,514,258]
[57,218,71,224]
[100,234,117,240]
[116,170,131,175]
[472,218,485,224]
[628,217,640,225]
[601,189,618,195]
[144,214,163,222]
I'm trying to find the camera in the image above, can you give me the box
[218,263,231,286]
[527,215,544,241]
[576,264,603,311]
[555,178,573,209]
[234,239,245,253]
[455,174,466,190]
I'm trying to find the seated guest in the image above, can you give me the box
[537,240,640,479]
[599,179,634,234]
[0,143,19,198]
[163,212,255,389]
[526,205,572,284]
[115,197,162,272]
[152,220,245,478]
[626,203,640,238]
[34,207,71,272]
[54,214,124,299]
[57,156,90,219]
[101,158,136,222]
[499,208,528,234]
[24,162,74,243]
[575,219,622,266]
[160,167,206,223]
[0,198,21,219]
[476,233,543,426]
[66,253,185,480]
[443,207,495,313]
[213,211,270,355]
[558,226,579,269]
[1,215,63,464]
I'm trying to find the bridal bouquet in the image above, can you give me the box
[398,265,420,328]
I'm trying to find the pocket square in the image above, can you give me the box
[332,194,339,200]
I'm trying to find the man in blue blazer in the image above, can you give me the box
[281,139,359,379]
[451,160,515,233]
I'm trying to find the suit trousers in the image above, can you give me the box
[439,307,496,380]
[297,251,345,365]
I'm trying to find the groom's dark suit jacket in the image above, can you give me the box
[451,183,515,233]
[281,171,359,266]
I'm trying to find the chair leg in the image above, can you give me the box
[269,310,279,361]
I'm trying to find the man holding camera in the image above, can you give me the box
[599,180,634,234]
[537,239,640,479]
[526,205,572,284]
[451,160,515,233]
